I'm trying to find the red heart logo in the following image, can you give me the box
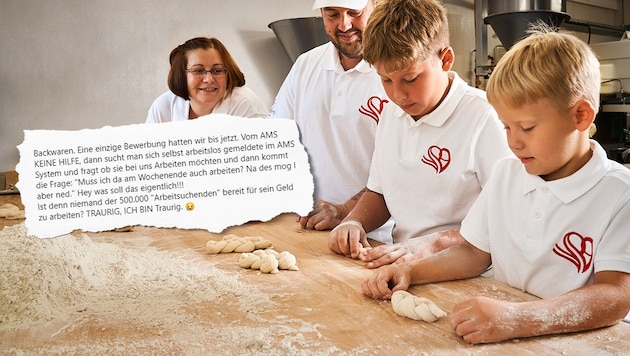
[359,96,389,124]
[421,145,451,174]
[552,231,593,273]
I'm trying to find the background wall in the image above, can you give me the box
[0,0,483,172]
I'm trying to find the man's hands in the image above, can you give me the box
[298,200,349,231]
[299,189,367,231]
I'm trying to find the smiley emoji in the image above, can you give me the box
[185,202,195,211]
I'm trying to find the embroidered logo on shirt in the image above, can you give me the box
[421,145,451,174]
[359,96,389,124]
[552,231,593,273]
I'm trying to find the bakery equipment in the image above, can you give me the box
[268,17,328,63]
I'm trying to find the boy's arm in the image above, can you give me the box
[450,270,630,344]
[362,229,465,268]
[328,189,390,258]
[298,188,366,230]
[362,240,491,299]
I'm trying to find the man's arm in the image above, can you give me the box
[298,188,366,230]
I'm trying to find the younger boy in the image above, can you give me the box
[361,26,630,344]
[328,0,512,259]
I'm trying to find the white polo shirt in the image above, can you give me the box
[145,86,268,123]
[270,42,394,243]
[367,73,512,243]
[461,141,630,299]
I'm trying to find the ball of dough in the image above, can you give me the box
[391,290,446,322]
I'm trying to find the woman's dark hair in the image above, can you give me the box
[168,37,246,100]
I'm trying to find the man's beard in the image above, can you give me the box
[330,31,363,59]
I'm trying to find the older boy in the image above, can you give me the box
[361,26,630,344]
[328,0,512,259]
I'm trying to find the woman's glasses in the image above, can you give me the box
[186,67,228,77]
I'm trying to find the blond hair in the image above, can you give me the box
[363,0,449,72]
[486,25,600,113]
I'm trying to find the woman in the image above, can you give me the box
[146,37,268,122]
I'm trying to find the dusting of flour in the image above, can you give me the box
[0,223,262,328]
[0,223,342,355]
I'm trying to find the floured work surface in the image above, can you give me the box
[1,212,629,354]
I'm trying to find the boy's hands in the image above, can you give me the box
[328,220,370,258]
[450,296,522,344]
[362,237,437,268]
[361,263,412,299]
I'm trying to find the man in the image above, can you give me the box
[269,0,392,243]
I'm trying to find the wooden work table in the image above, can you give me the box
[1,171,628,354]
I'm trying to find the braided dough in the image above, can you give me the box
[391,290,447,322]
[239,249,299,274]
[206,234,272,254]
[0,203,25,220]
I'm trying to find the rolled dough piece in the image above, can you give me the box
[220,239,242,253]
[238,249,298,273]
[206,234,273,254]
[259,254,279,274]
[391,290,447,322]
[0,203,24,219]
[233,240,255,253]
[5,210,25,220]
[206,240,228,254]
[250,256,266,270]
[238,253,260,268]
[278,251,299,271]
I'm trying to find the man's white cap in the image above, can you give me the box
[312,0,368,10]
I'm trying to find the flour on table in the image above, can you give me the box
[0,223,338,355]
[0,223,270,329]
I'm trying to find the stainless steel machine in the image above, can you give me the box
[268,17,328,63]
[591,39,630,162]
[474,0,570,86]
